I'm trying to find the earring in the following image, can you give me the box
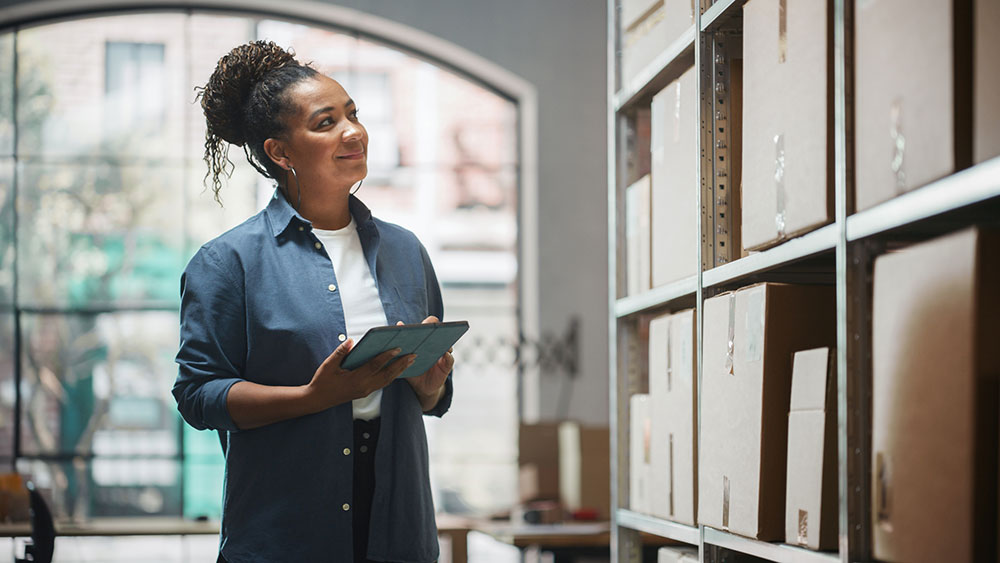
[351,180,364,195]
[289,166,303,210]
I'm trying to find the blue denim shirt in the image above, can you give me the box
[173,189,451,563]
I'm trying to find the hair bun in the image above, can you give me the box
[199,40,298,146]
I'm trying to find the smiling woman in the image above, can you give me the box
[174,40,456,563]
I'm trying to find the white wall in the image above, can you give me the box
[0,0,611,426]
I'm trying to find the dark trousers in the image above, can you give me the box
[217,417,382,563]
[352,417,381,563]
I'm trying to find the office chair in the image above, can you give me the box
[15,482,54,563]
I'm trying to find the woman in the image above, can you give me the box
[173,41,454,563]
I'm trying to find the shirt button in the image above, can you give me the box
[339,334,347,342]
[360,445,369,453]
[298,226,304,232]
[363,432,370,439]
[328,284,337,292]
[342,503,350,511]
[314,242,322,250]
[343,447,351,455]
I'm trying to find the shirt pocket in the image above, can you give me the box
[392,284,429,325]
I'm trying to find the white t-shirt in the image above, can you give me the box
[313,217,388,421]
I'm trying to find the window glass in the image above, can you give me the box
[6,10,521,520]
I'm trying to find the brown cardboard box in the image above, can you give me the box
[651,67,698,285]
[699,283,835,540]
[621,0,695,88]
[519,423,561,503]
[784,347,837,551]
[519,422,611,519]
[741,0,833,250]
[657,546,699,563]
[559,422,611,519]
[976,0,1000,164]
[626,175,651,296]
[855,0,974,212]
[649,309,698,524]
[872,228,1000,563]
[630,394,653,514]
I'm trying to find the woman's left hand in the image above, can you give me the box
[402,316,454,410]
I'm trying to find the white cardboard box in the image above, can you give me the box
[621,0,695,88]
[651,67,698,284]
[625,175,651,296]
[648,309,697,525]
[630,394,653,515]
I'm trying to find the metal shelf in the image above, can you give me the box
[701,223,838,288]
[846,156,1000,242]
[701,0,743,33]
[615,509,700,545]
[613,25,696,112]
[614,275,698,318]
[703,528,839,563]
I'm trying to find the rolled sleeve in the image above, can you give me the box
[173,246,247,433]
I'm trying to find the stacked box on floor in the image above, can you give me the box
[648,309,697,524]
[699,283,835,540]
[741,0,833,250]
[872,228,1000,563]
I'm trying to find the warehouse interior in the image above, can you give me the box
[0,0,996,561]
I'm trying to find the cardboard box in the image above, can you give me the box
[621,0,695,88]
[559,422,611,519]
[699,283,835,540]
[784,347,837,551]
[519,422,611,519]
[976,0,1000,164]
[657,546,699,563]
[855,0,974,211]
[626,175,651,296]
[741,0,833,250]
[630,394,653,514]
[651,67,698,285]
[872,228,1000,563]
[649,309,698,525]
[622,0,660,30]
[519,423,561,503]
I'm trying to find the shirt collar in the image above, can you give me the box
[264,187,375,237]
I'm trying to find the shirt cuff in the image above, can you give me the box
[422,374,453,418]
[199,377,244,432]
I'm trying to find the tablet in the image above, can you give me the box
[340,321,470,378]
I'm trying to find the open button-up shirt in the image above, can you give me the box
[173,190,451,563]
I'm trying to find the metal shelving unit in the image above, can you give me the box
[613,275,697,318]
[608,0,1000,562]
[617,509,701,545]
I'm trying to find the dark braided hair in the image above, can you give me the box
[196,40,318,203]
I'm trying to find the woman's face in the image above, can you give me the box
[274,74,368,192]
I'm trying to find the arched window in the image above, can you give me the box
[0,9,524,521]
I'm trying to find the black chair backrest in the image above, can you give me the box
[15,482,54,563]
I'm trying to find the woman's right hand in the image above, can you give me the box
[304,339,417,411]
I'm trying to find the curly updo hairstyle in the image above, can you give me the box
[197,40,319,203]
